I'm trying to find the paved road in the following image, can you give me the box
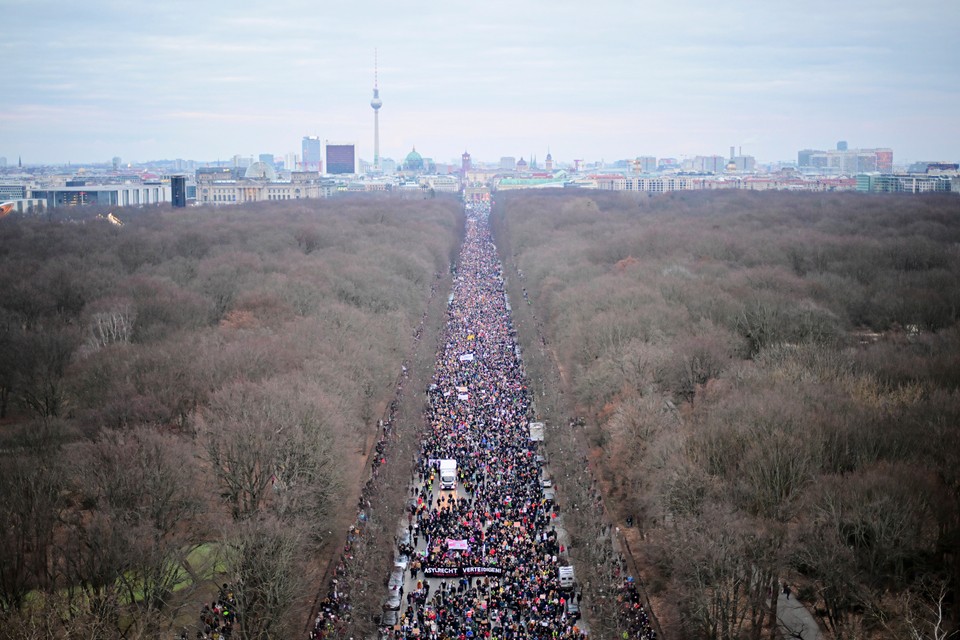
[778,590,823,640]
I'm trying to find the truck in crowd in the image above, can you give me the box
[438,459,457,490]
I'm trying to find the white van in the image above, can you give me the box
[439,459,457,490]
[558,565,575,590]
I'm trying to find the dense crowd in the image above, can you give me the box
[374,202,585,640]
[308,200,658,640]
[619,579,657,640]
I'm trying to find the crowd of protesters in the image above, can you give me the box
[371,202,586,640]
[184,584,237,640]
[308,200,658,640]
[619,578,657,640]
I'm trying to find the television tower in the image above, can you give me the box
[370,49,382,172]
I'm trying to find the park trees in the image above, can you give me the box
[199,379,341,524]
[0,195,462,635]
[494,190,960,639]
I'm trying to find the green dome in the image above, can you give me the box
[404,147,424,171]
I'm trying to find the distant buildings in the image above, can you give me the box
[231,154,253,169]
[196,170,334,204]
[0,184,27,200]
[380,158,398,174]
[422,175,460,193]
[690,155,727,173]
[3,130,953,210]
[325,143,356,175]
[798,144,893,174]
[302,136,322,172]
[31,183,171,207]
[636,156,657,173]
[856,173,954,194]
[732,155,756,172]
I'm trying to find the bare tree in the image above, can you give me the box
[13,323,79,420]
[223,517,313,640]
[890,579,957,640]
[199,380,342,524]
[0,455,65,613]
[670,509,754,640]
[54,428,204,635]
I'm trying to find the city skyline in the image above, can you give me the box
[3,0,959,166]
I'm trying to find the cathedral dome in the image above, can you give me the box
[404,147,424,171]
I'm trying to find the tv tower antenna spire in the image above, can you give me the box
[370,48,382,172]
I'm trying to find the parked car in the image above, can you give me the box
[383,591,402,611]
[387,567,404,592]
[381,608,399,627]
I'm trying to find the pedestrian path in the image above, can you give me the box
[778,590,823,640]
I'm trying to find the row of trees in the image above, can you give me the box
[0,197,463,638]
[493,190,959,640]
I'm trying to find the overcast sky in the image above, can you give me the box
[3,0,958,166]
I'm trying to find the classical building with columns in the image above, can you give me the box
[196,166,335,204]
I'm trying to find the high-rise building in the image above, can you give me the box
[302,136,322,172]
[325,143,356,175]
[283,153,300,171]
[837,140,848,151]
[370,50,382,172]
[499,157,516,171]
[171,175,187,208]
[259,153,274,166]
